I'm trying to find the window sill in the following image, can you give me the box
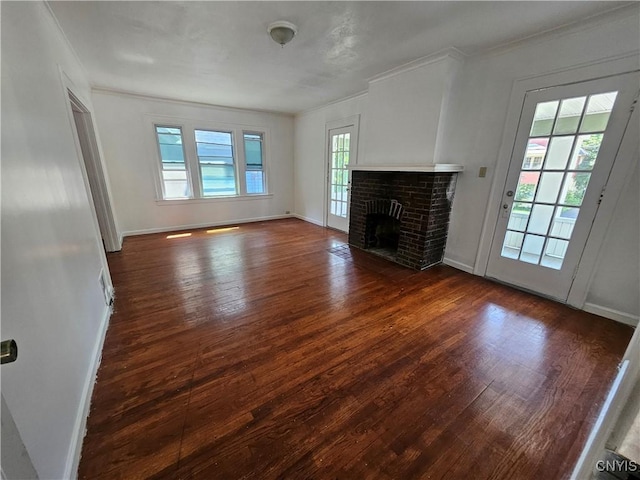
[155,193,273,206]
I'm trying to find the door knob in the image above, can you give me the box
[1,340,17,365]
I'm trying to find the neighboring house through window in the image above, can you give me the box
[195,129,237,197]
[244,132,265,194]
[153,121,269,200]
[155,126,191,199]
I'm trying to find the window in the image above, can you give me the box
[153,122,268,200]
[244,133,265,194]
[195,129,236,197]
[155,126,190,199]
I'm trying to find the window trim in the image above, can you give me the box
[242,130,267,195]
[193,127,238,198]
[149,116,270,201]
[154,193,274,206]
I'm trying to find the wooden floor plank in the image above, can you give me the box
[79,219,633,479]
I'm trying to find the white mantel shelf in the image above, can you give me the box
[348,164,464,173]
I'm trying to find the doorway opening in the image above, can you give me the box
[68,91,120,252]
[325,115,360,233]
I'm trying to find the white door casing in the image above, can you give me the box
[486,71,638,301]
[326,116,360,232]
[68,90,121,253]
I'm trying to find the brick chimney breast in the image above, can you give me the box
[348,170,458,270]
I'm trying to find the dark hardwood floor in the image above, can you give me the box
[79,218,633,480]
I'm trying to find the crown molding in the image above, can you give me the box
[367,47,467,85]
[90,86,295,118]
[296,90,369,117]
[477,2,639,59]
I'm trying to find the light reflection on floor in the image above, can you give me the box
[206,226,239,234]
[476,303,548,371]
[207,238,248,320]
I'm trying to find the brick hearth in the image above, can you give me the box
[348,170,458,270]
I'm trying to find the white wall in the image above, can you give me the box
[293,7,639,319]
[91,91,294,236]
[1,2,112,478]
[585,161,639,318]
[439,6,639,318]
[364,53,460,165]
[440,7,639,269]
[294,94,368,225]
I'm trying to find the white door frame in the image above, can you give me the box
[59,69,121,252]
[68,92,121,252]
[486,72,637,301]
[474,53,639,309]
[324,115,360,230]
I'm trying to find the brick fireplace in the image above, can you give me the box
[348,167,460,270]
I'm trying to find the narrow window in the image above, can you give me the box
[195,129,236,197]
[155,126,190,199]
[244,133,265,194]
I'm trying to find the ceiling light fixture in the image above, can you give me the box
[268,21,298,47]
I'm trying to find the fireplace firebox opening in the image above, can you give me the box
[363,199,403,262]
[365,213,401,259]
[348,171,458,270]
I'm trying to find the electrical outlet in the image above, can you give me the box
[479,166,487,178]
[285,210,291,214]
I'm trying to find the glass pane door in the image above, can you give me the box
[330,132,350,219]
[486,71,638,302]
[500,92,617,270]
[327,124,355,232]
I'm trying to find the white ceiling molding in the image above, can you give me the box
[478,2,639,59]
[47,1,636,114]
[90,86,294,118]
[367,47,466,85]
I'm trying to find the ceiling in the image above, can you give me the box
[48,1,633,114]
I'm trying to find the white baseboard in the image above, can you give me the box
[63,305,111,479]
[293,214,325,227]
[121,214,293,237]
[442,257,475,274]
[583,302,639,327]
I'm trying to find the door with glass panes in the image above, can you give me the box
[486,71,638,301]
[327,126,355,232]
